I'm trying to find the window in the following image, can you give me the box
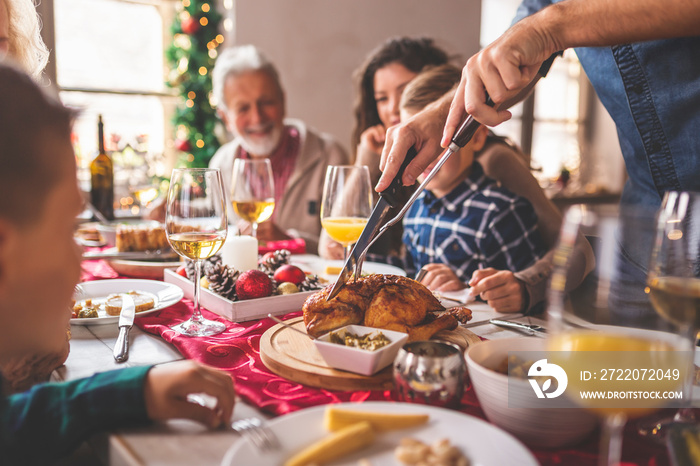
[49,0,176,214]
[480,0,586,192]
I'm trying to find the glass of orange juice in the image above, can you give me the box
[320,166,372,261]
[546,205,694,466]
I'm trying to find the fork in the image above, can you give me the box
[231,417,280,452]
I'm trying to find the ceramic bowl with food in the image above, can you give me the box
[314,325,408,376]
[466,337,598,448]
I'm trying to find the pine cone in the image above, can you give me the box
[258,249,291,275]
[299,274,323,291]
[206,263,239,300]
[185,255,222,280]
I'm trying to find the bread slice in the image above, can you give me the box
[105,291,155,316]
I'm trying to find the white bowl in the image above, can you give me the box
[96,219,161,247]
[466,337,598,448]
[314,325,408,376]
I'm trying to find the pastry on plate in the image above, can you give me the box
[105,291,155,316]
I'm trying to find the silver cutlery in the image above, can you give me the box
[489,318,547,337]
[231,417,280,452]
[113,294,135,362]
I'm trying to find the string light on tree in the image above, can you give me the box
[166,0,223,167]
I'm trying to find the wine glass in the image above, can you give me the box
[165,168,228,337]
[230,158,275,238]
[638,191,700,439]
[320,165,372,261]
[547,205,693,466]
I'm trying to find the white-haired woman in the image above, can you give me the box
[0,0,49,79]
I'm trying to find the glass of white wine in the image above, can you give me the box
[230,158,275,238]
[547,205,694,466]
[638,191,700,440]
[165,168,228,337]
[320,165,372,261]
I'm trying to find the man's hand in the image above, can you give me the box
[144,361,236,429]
[444,15,557,143]
[418,263,466,292]
[376,97,449,192]
[468,268,526,313]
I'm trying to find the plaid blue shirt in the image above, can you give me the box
[371,162,545,280]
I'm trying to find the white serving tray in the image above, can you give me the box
[163,269,315,322]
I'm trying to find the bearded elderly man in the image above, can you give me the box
[210,45,350,253]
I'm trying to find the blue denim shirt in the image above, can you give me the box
[516,0,700,210]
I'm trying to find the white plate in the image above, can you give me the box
[290,255,406,281]
[222,402,537,466]
[107,257,182,279]
[71,279,184,326]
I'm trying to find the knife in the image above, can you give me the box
[326,52,562,301]
[325,146,419,301]
[82,249,179,261]
[113,294,135,363]
[489,318,547,337]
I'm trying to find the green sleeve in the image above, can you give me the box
[0,365,153,464]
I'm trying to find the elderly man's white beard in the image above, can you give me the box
[236,123,284,157]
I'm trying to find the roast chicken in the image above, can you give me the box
[302,274,472,341]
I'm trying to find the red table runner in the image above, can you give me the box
[82,261,671,466]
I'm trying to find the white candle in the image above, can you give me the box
[220,232,258,272]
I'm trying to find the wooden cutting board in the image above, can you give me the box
[259,317,394,391]
[259,317,482,391]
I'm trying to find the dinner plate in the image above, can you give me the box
[290,255,406,281]
[106,257,182,279]
[221,401,538,466]
[71,279,184,326]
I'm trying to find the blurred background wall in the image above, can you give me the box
[231,0,481,152]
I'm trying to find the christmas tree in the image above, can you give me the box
[166,0,223,167]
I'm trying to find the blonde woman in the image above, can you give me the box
[0,0,50,78]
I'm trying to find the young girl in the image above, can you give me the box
[321,37,451,258]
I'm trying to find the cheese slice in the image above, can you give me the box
[284,421,374,466]
[324,407,429,432]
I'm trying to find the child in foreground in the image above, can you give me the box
[0,62,236,464]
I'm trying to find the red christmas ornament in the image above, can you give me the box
[175,138,192,152]
[181,16,200,35]
[235,270,273,300]
[273,265,306,286]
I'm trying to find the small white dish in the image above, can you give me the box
[314,325,408,376]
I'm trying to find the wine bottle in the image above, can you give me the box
[90,115,115,220]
